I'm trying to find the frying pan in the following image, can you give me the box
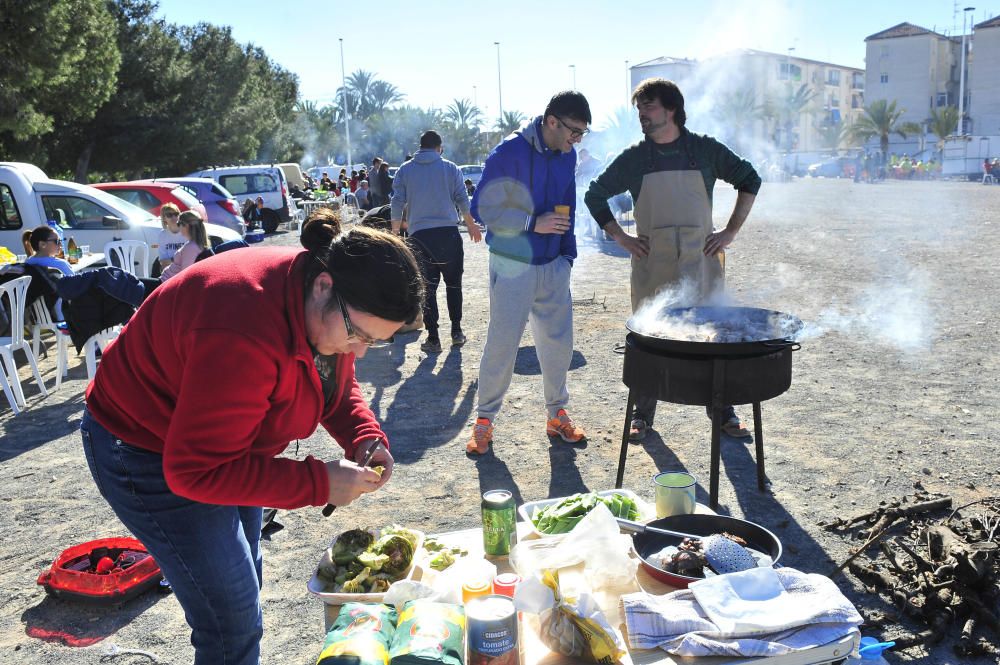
[631,514,783,588]
[626,306,802,356]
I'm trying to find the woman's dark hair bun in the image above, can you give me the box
[300,208,343,253]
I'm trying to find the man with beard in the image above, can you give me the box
[584,78,761,442]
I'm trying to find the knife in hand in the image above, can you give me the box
[322,438,383,517]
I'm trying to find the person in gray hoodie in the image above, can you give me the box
[391,130,483,353]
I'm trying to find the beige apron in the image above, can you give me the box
[631,169,724,312]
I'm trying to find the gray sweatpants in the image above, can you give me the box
[476,253,573,422]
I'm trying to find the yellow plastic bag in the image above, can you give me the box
[515,569,626,664]
[0,247,16,265]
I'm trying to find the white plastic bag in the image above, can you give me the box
[510,503,637,590]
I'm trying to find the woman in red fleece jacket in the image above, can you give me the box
[81,209,423,665]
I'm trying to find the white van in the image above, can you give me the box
[0,162,241,275]
[277,163,305,190]
[186,165,292,232]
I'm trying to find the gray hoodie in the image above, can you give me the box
[390,149,470,233]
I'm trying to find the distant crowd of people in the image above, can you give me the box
[982,157,1000,184]
[290,158,401,213]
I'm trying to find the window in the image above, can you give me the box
[41,195,116,230]
[936,93,950,107]
[881,45,890,58]
[106,189,160,211]
[171,187,201,209]
[220,174,277,196]
[827,70,841,86]
[852,94,861,109]
[830,109,842,123]
[778,63,802,82]
[880,73,889,83]
[0,185,22,230]
[829,94,840,108]
[852,72,865,89]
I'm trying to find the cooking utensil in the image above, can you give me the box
[630,514,783,588]
[617,517,757,574]
[626,306,802,356]
[322,438,383,517]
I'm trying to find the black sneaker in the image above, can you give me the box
[451,331,467,347]
[420,337,442,353]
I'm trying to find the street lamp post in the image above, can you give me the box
[494,42,503,132]
[570,64,576,90]
[339,38,352,169]
[958,6,975,136]
[625,60,630,105]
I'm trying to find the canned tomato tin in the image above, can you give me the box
[466,595,519,665]
[481,490,517,556]
[492,573,520,598]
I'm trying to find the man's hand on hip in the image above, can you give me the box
[704,228,736,256]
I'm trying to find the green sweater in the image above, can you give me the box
[584,130,761,228]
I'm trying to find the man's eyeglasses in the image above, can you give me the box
[336,293,391,348]
[554,116,590,138]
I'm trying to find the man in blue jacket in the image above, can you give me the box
[466,91,591,455]
[392,130,483,353]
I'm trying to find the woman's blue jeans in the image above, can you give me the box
[81,408,264,665]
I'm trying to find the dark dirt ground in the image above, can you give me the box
[0,177,997,664]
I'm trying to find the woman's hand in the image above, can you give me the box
[324,459,382,507]
[354,440,394,489]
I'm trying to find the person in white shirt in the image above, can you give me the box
[157,203,186,274]
[160,211,210,282]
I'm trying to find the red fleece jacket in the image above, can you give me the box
[85,247,386,509]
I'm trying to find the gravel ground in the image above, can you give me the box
[0,177,997,664]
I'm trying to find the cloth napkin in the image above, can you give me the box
[621,567,863,658]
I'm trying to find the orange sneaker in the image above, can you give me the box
[546,409,586,443]
[466,417,493,455]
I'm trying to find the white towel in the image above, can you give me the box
[622,567,863,658]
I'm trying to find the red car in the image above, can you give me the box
[92,180,209,221]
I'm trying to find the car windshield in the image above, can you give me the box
[86,186,158,222]
[172,186,201,208]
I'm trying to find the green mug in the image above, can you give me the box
[653,471,697,518]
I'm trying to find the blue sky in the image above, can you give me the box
[156,0,999,128]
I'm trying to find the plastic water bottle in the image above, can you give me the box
[844,637,894,664]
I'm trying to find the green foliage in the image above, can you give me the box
[497,110,527,135]
[814,119,846,153]
[928,106,959,156]
[0,0,119,141]
[764,83,817,150]
[711,88,766,155]
[848,99,923,160]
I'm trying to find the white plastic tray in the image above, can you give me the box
[307,527,424,605]
[518,489,654,538]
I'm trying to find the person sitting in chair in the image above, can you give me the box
[161,212,210,282]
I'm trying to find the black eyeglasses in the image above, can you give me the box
[554,116,590,138]
[336,293,391,348]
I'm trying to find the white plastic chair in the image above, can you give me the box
[0,276,49,410]
[84,328,119,380]
[0,354,18,414]
[103,240,151,278]
[30,298,69,391]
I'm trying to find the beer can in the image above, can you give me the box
[466,595,519,665]
[481,490,517,556]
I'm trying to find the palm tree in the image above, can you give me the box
[445,98,483,128]
[712,88,765,155]
[368,80,405,114]
[764,83,817,150]
[496,110,526,136]
[928,105,959,160]
[847,99,922,162]
[814,119,845,153]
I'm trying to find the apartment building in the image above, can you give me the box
[630,50,865,155]
[864,23,960,127]
[970,16,1000,136]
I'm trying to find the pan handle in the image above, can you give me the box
[616,518,648,535]
[762,339,801,351]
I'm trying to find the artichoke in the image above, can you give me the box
[357,550,390,572]
[330,529,375,564]
[382,525,420,549]
[371,534,414,577]
[341,567,371,593]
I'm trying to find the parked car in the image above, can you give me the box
[157,177,245,236]
[460,164,485,186]
[807,156,855,178]
[186,165,291,232]
[0,163,241,275]
[91,181,209,223]
[276,163,305,190]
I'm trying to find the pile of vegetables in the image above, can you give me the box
[531,492,639,535]
[316,526,419,593]
[422,537,468,571]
